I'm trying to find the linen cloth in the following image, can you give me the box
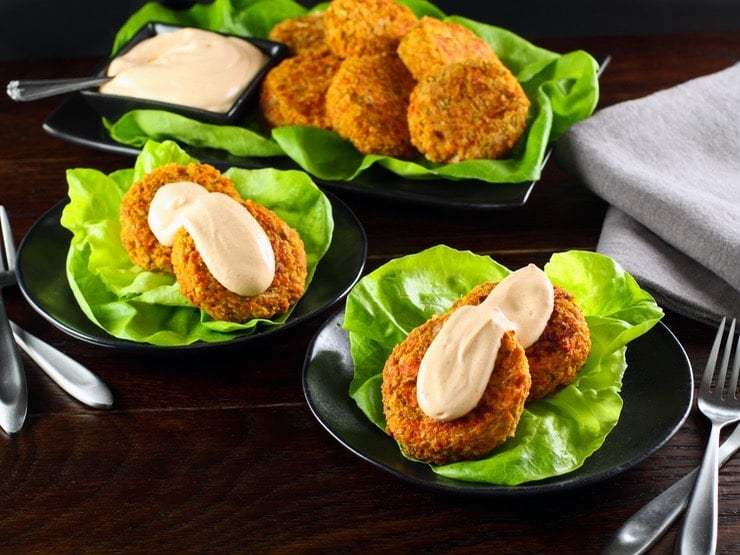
[555,63,740,325]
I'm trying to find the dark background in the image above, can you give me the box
[2,0,739,60]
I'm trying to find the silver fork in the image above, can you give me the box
[0,206,113,410]
[603,423,740,554]
[675,317,740,554]
[0,206,27,434]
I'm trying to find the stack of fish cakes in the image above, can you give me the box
[259,0,530,164]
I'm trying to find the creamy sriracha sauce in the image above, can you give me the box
[101,27,268,113]
[148,182,275,296]
[416,264,554,422]
[147,181,209,245]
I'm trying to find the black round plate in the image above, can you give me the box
[302,309,693,496]
[16,194,366,353]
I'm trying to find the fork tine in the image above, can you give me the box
[727,319,739,399]
[0,205,16,271]
[702,316,726,392]
[715,318,735,397]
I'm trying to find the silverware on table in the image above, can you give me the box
[0,206,27,434]
[675,317,740,554]
[0,205,113,412]
[603,423,740,554]
[10,322,113,409]
[6,76,112,102]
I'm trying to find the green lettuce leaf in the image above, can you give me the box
[104,110,284,157]
[60,139,334,346]
[343,246,663,485]
[103,0,600,184]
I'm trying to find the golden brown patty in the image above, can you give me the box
[259,51,342,130]
[407,59,530,163]
[323,0,418,58]
[268,11,330,56]
[397,16,501,81]
[451,281,591,401]
[382,282,531,466]
[171,199,307,323]
[524,285,591,400]
[326,53,418,158]
[119,163,241,274]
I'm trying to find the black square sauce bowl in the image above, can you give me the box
[80,22,289,125]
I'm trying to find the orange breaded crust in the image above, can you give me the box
[397,16,501,81]
[408,59,530,163]
[451,281,591,401]
[259,51,342,130]
[525,285,591,400]
[119,163,241,274]
[171,199,307,323]
[326,53,418,158]
[323,0,418,58]
[268,11,330,56]
[382,282,531,466]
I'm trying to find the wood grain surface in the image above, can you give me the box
[0,31,737,553]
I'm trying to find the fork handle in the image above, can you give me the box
[10,322,113,409]
[603,424,740,554]
[675,425,722,554]
[0,299,27,434]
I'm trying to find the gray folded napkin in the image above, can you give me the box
[555,63,740,325]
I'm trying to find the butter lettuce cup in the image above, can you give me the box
[60,139,335,346]
[343,246,664,485]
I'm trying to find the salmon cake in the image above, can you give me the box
[524,285,591,400]
[397,16,501,81]
[259,51,342,130]
[382,283,531,466]
[268,11,330,56]
[119,163,241,274]
[451,281,591,401]
[407,59,530,163]
[326,53,417,158]
[323,0,418,58]
[171,199,307,323]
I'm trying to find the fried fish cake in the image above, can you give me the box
[268,11,329,56]
[119,163,241,274]
[326,53,417,158]
[407,59,530,163]
[259,51,342,130]
[171,199,307,323]
[524,285,591,400]
[451,280,591,401]
[382,282,531,466]
[397,16,501,81]
[323,0,418,58]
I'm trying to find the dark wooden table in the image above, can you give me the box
[0,31,737,553]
